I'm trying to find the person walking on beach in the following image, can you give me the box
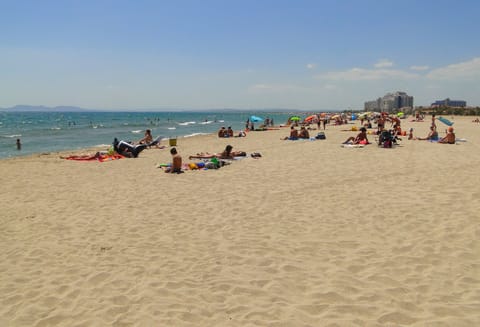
[16,138,21,150]
[431,114,437,130]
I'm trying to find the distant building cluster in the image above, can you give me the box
[364,91,414,112]
[431,98,466,108]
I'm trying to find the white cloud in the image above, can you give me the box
[426,57,480,80]
[410,65,430,71]
[374,59,394,68]
[306,63,317,70]
[316,67,419,81]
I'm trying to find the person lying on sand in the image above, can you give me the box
[188,145,246,159]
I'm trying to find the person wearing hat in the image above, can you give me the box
[343,127,369,145]
[439,126,456,144]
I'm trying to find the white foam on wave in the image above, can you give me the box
[1,134,22,138]
[199,121,213,125]
[167,127,176,130]
[184,132,210,138]
[178,121,196,126]
[131,130,142,134]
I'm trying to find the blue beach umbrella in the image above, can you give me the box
[250,115,263,122]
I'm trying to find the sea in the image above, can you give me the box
[0,111,302,159]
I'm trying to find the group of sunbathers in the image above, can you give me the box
[282,126,310,140]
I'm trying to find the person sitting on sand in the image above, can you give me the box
[113,138,148,158]
[227,126,234,137]
[137,129,153,145]
[218,126,227,137]
[408,128,414,140]
[438,127,456,144]
[298,126,310,139]
[343,127,369,145]
[189,145,245,159]
[415,126,438,141]
[282,126,298,140]
[165,147,183,173]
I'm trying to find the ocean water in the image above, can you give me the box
[0,111,297,159]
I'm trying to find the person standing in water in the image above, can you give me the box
[16,138,21,150]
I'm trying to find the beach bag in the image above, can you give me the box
[315,132,326,140]
[204,162,218,169]
[379,130,393,148]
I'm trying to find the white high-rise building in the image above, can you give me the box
[364,91,413,112]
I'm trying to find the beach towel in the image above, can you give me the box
[341,144,365,148]
[63,153,125,162]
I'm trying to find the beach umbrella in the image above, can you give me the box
[331,114,340,119]
[304,115,317,122]
[397,112,404,117]
[358,112,369,118]
[250,115,263,122]
[289,116,301,121]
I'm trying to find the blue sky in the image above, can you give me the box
[1,0,479,110]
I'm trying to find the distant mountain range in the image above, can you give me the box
[0,105,92,112]
[0,105,310,113]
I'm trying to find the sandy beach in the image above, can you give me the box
[1,116,479,326]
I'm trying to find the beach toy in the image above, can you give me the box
[196,162,205,168]
[351,126,358,131]
[188,163,198,170]
[438,116,454,126]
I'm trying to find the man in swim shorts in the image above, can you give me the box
[165,147,183,173]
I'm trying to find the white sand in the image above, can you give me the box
[1,116,480,326]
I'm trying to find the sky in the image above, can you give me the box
[1,0,480,110]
